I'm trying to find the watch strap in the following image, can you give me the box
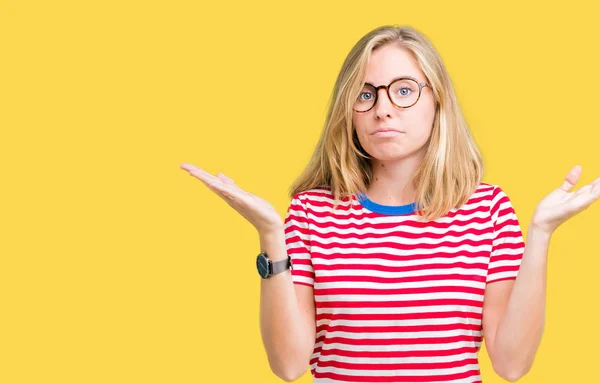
[271,256,292,276]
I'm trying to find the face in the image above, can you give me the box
[352,44,436,163]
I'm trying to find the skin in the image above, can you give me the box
[180,43,600,382]
[351,43,436,206]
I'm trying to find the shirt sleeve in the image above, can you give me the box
[283,194,315,287]
[486,185,525,284]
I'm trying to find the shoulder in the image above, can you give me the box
[291,185,340,207]
[474,182,514,203]
[290,185,357,214]
[292,185,333,201]
[475,182,520,224]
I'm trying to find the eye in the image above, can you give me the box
[398,87,411,96]
[358,92,374,101]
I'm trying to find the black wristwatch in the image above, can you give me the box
[256,252,292,279]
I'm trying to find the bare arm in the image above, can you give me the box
[258,229,316,382]
[483,166,600,381]
[482,226,549,382]
[179,164,315,382]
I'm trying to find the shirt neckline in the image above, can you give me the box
[356,192,417,215]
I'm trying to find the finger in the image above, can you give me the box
[560,165,582,192]
[181,163,208,174]
[183,165,220,184]
[216,172,237,186]
[591,177,600,198]
[180,163,213,177]
[574,184,593,198]
[206,182,257,223]
[181,164,246,202]
[208,182,235,200]
[182,166,232,198]
[572,180,600,209]
[571,191,600,213]
[181,164,255,218]
[208,179,248,202]
[576,176,600,191]
[574,176,600,197]
[215,173,249,195]
[181,165,234,191]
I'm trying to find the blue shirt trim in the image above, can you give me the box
[357,192,416,215]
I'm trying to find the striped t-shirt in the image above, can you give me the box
[283,182,525,383]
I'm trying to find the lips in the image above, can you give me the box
[371,128,404,137]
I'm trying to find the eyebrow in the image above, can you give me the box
[364,75,421,86]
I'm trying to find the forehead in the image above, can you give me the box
[364,44,425,85]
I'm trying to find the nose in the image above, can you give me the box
[373,87,395,119]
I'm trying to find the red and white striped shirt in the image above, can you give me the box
[283,182,525,383]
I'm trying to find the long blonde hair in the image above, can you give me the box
[289,25,483,222]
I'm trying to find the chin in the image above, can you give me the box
[367,149,411,162]
[365,142,426,162]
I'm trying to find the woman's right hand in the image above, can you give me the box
[180,163,284,235]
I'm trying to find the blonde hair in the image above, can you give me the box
[289,25,483,222]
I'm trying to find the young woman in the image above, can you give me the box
[181,25,600,383]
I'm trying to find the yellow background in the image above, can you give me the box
[1,0,599,382]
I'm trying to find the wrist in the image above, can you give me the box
[258,228,287,260]
[527,223,553,248]
[259,226,284,241]
[528,222,554,240]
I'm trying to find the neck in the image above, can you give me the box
[367,152,425,206]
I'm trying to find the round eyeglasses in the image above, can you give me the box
[353,77,431,113]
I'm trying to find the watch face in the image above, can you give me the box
[256,254,270,278]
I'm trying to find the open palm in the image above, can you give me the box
[180,163,283,235]
[532,165,600,234]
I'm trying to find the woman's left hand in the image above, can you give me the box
[531,165,600,235]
